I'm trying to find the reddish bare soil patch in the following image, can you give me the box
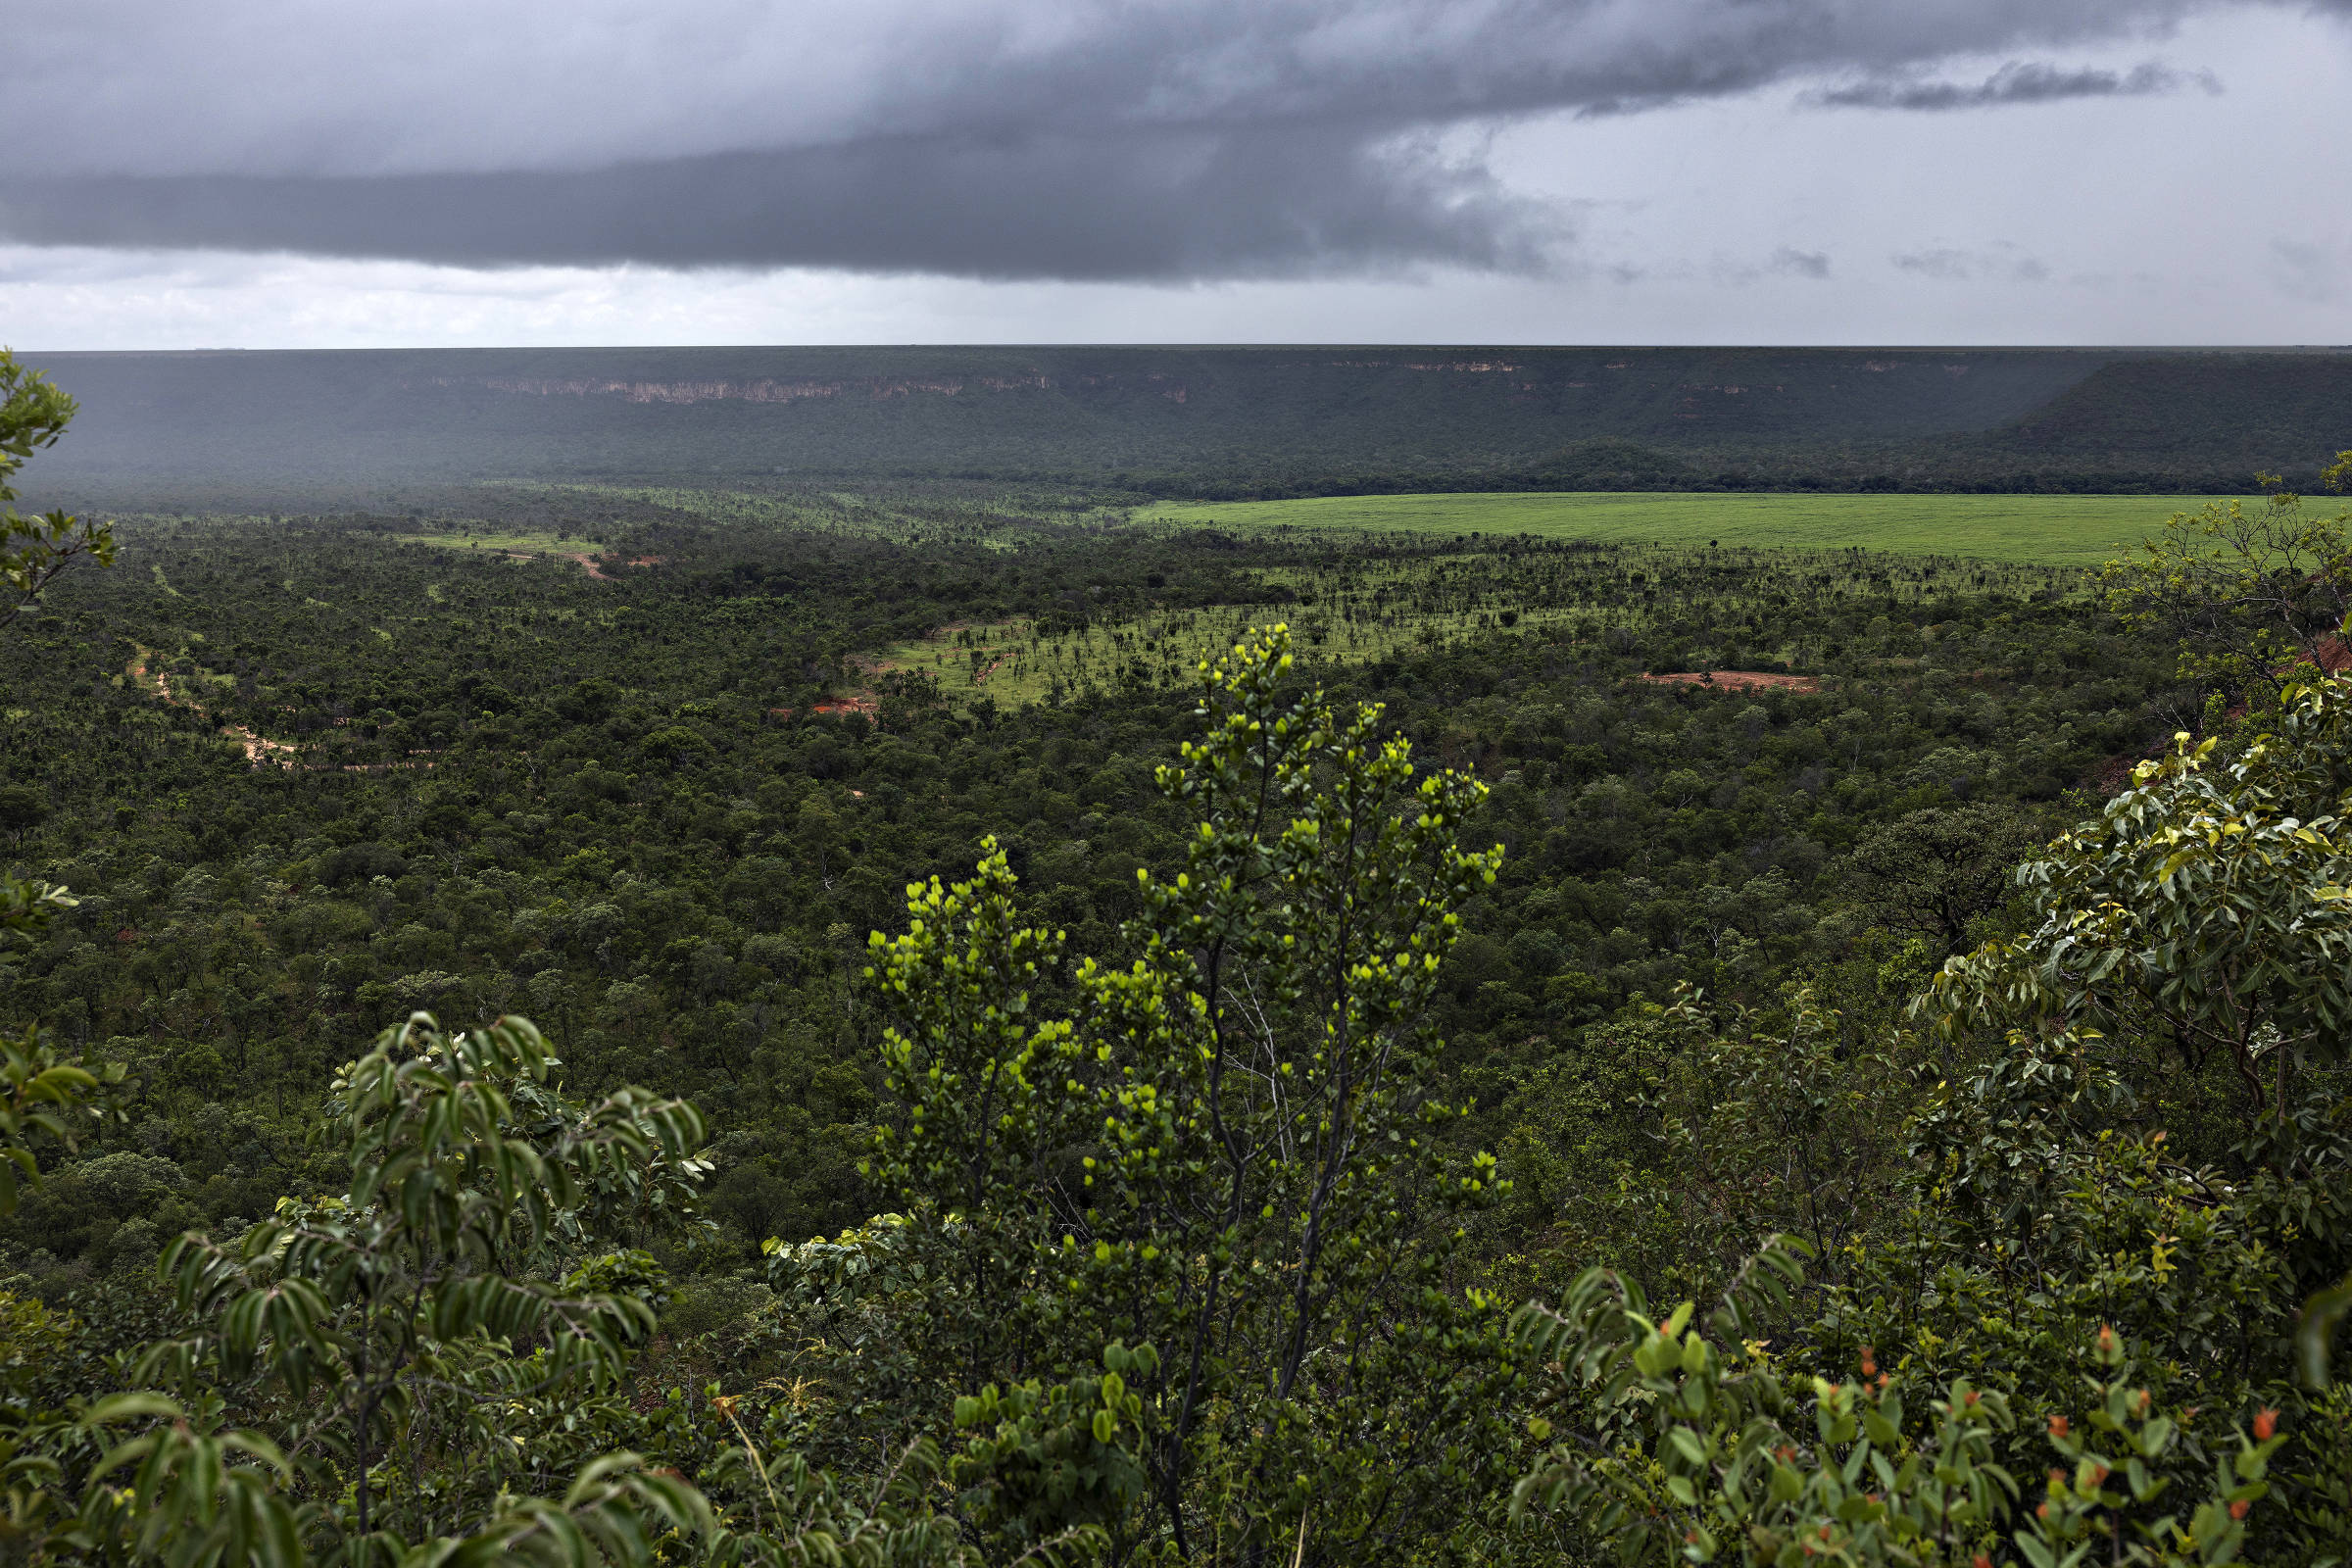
[810,697,879,717]
[2084,642,2352,795]
[2085,641,2352,796]
[2285,635,2352,675]
[1636,671,1824,694]
[559,551,658,580]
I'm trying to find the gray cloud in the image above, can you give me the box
[1892,246,2050,281]
[2270,237,2347,303]
[0,126,1560,281]
[0,0,2272,279]
[1705,247,1833,285]
[1770,247,1834,278]
[1807,59,2220,109]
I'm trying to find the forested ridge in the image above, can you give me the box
[25,346,2352,502]
[2,353,2352,1564]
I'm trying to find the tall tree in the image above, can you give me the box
[851,626,1522,1561]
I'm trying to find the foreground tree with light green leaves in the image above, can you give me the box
[798,624,1525,1562]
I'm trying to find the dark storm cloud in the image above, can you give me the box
[0,0,2269,279]
[1807,60,2219,110]
[0,126,1557,280]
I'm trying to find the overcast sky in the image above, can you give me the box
[5,0,2349,349]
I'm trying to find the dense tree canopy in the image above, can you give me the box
[2,379,2350,1564]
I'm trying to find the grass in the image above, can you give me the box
[866,604,1429,710]
[856,543,2074,711]
[403,529,605,557]
[1131,491,2238,567]
[521,484,1087,548]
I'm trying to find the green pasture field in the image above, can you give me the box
[1132,491,2238,566]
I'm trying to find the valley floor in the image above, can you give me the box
[1135,488,2241,566]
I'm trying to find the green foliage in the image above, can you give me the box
[1655,988,1912,1288]
[696,1428,982,1568]
[1139,492,2227,568]
[0,501,2170,1281]
[1513,1249,2286,1568]
[125,1012,707,1552]
[2100,482,2352,716]
[1497,654,2352,1566]
[856,625,1522,1558]
[949,1344,1153,1560]
[17,1011,1028,1568]
[31,416,2352,1564]
[1844,805,2043,956]
[0,358,122,1223]
[1929,667,2352,1179]
[0,349,114,630]
[1519,1238,2004,1564]
[0,878,122,1223]
[2283,1384,2352,1563]
[2020,1331,2285,1568]
[0,1026,114,1220]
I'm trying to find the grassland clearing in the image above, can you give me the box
[838,541,2071,712]
[403,528,609,558]
[399,528,661,579]
[1132,490,2237,566]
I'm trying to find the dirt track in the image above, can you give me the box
[561,552,662,580]
[130,652,299,765]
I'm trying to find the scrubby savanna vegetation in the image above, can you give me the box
[4,351,2352,1564]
